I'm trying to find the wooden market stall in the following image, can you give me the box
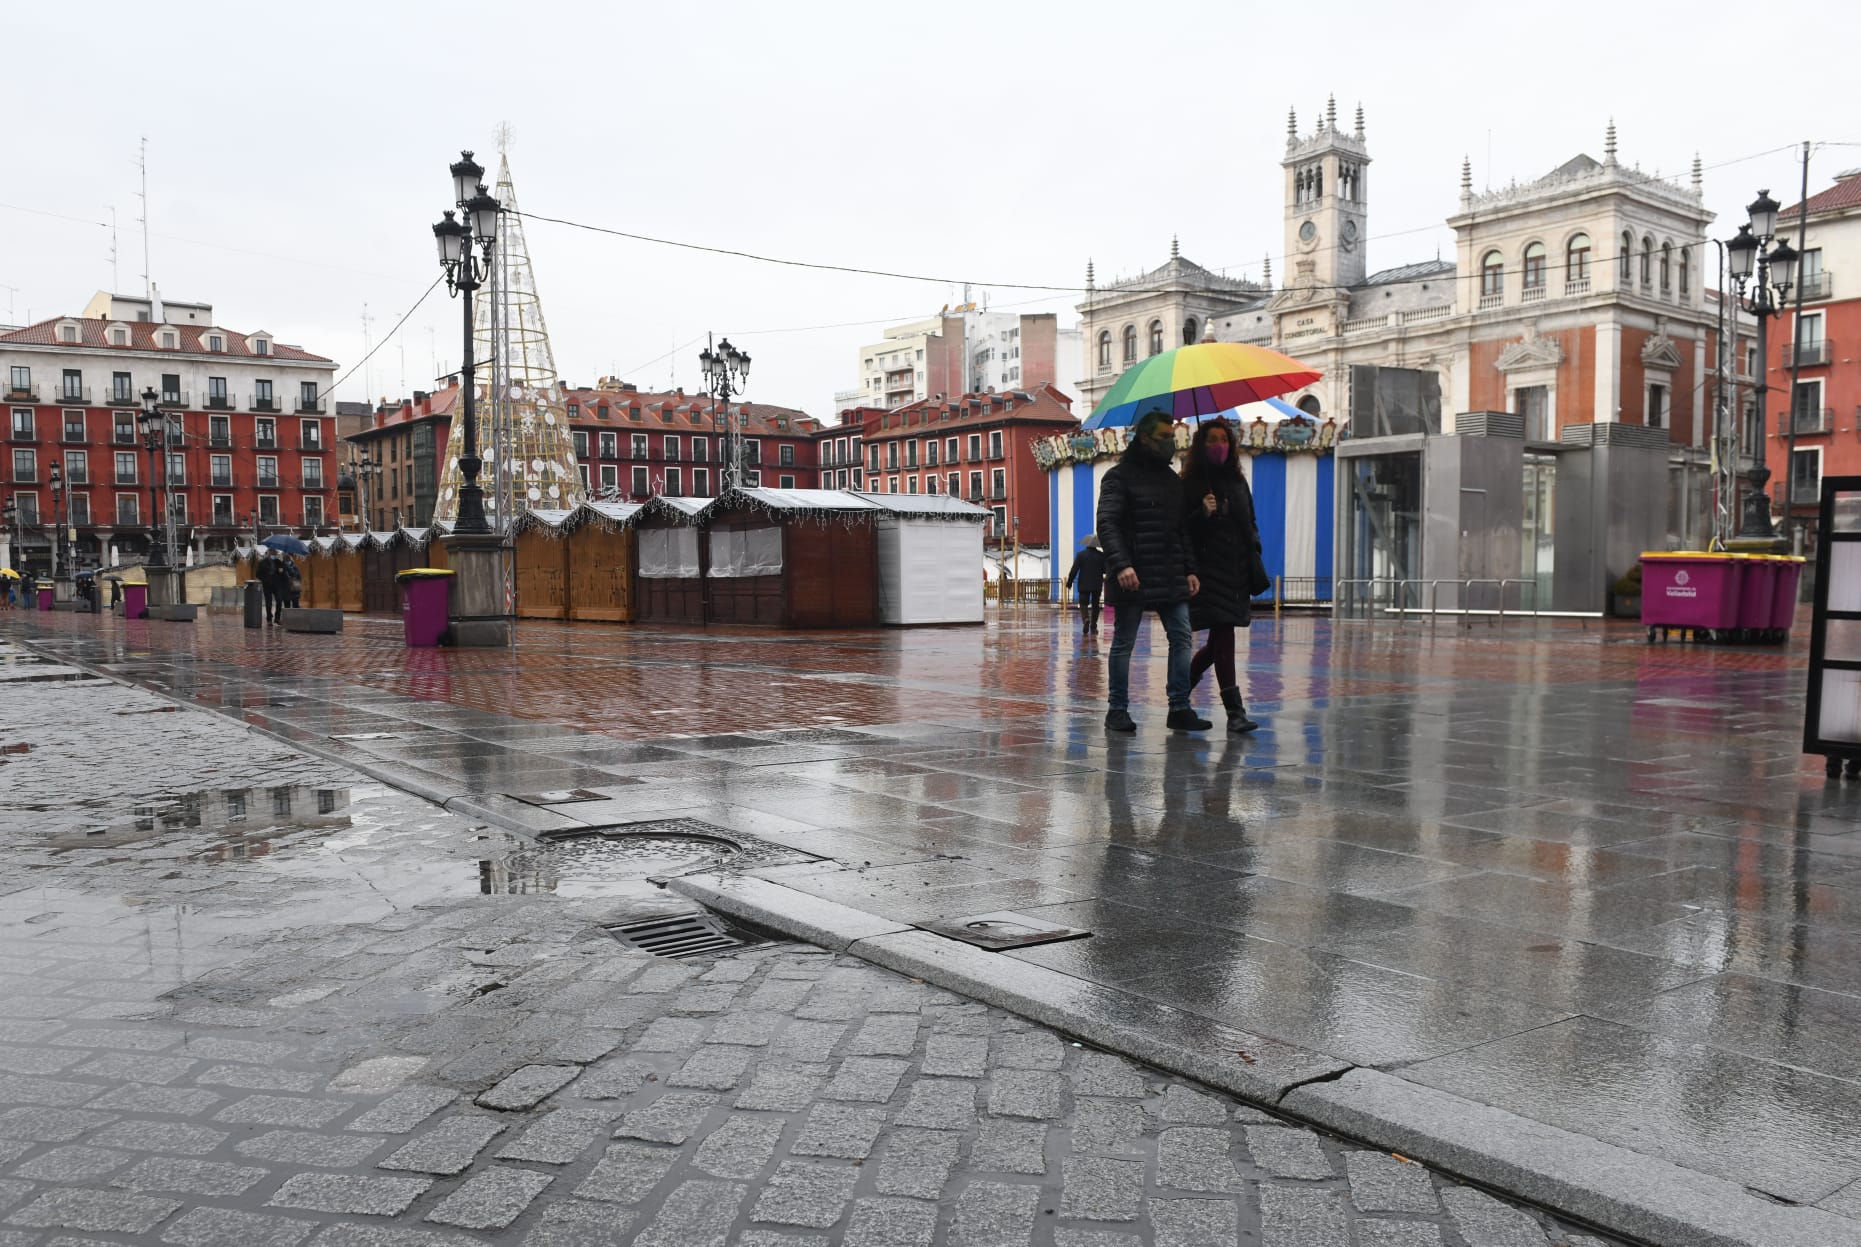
[565,501,640,623]
[633,496,709,625]
[513,511,574,620]
[705,488,881,629]
[333,537,365,612]
[362,533,399,614]
[300,546,336,609]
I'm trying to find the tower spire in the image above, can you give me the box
[1170,234,1180,261]
[1461,155,1472,199]
[1691,152,1703,193]
[1262,253,1272,287]
[1325,94,1337,132]
[1286,107,1297,147]
[1085,258,1095,291]
[1354,103,1364,140]
[1604,118,1618,166]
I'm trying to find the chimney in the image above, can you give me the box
[150,283,165,325]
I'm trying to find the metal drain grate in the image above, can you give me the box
[603,912,765,958]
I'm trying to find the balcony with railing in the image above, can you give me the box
[1521,284,1547,303]
[1799,271,1834,301]
[211,473,234,488]
[64,465,87,485]
[157,391,188,408]
[297,397,324,414]
[257,473,280,489]
[1785,407,1834,434]
[210,431,232,448]
[249,393,280,413]
[255,435,277,451]
[1564,278,1592,297]
[5,381,38,401]
[1793,480,1822,504]
[1478,292,1503,310]
[56,385,91,405]
[62,422,87,443]
[205,392,234,410]
[300,433,324,452]
[1784,339,1834,367]
[114,469,137,485]
[107,387,138,407]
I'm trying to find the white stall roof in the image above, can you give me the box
[646,496,711,522]
[718,487,879,514]
[513,509,575,533]
[859,493,990,521]
[579,500,643,527]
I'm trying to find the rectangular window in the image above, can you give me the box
[745,439,760,464]
[61,369,83,402]
[692,437,709,462]
[946,472,959,496]
[254,379,274,410]
[257,455,279,488]
[573,431,588,457]
[630,465,648,495]
[1646,384,1667,430]
[664,435,681,461]
[745,470,761,488]
[300,419,322,449]
[567,403,580,419]
[208,334,223,352]
[665,467,682,496]
[12,448,35,481]
[254,339,269,356]
[213,495,234,526]
[906,476,918,494]
[968,471,982,500]
[926,440,939,466]
[64,450,87,484]
[303,458,323,488]
[13,493,36,524]
[210,415,230,446]
[299,381,320,412]
[256,418,276,448]
[991,468,1006,498]
[967,434,981,461]
[115,412,134,443]
[594,431,615,459]
[167,452,186,485]
[694,467,711,496]
[598,464,619,492]
[304,496,325,527]
[211,454,232,487]
[258,496,279,525]
[168,493,188,525]
[208,377,229,408]
[8,367,28,394]
[64,411,85,441]
[116,493,138,525]
[628,433,645,459]
[1792,448,1821,503]
[989,430,1004,458]
[161,373,181,404]
[68,493,89,526]
[115,451,137,484]
[11,409,34,440]
[869,446,881,473]
[1514,386,1550,442]
[1793,380,1826,432]
[577,464,590,490]
[112,372,133,403]
[886,443,899,470]
[905,441,918,468]
[779,474,795,489]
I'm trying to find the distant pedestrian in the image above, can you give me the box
[257,554,281,624]
[1062,535,1107,638]
[282,558,302,611]
[1181,418,1262,734]
[1096,409,1207,734]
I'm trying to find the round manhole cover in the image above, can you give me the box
[486,832,740,898]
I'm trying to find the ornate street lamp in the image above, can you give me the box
[700,335,753,490]
[1725,190,1800,543]
[432,151,500,534]
[136,388,168,568]
[47,462,64,584]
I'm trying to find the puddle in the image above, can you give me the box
[38,785,354,854]
[480,819,815,898]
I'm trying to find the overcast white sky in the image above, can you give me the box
[5,0,1859,419]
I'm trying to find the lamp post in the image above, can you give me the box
[1724,190,1799,544]
[699,335,753,491]
[2,496,16,576]
[350,452,381,531]
[432,152,500,534]
[136,388,169,568]
[47,462,64,586]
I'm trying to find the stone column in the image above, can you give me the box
[440,531,512,648]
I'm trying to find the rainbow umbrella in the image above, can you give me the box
[1080,341,1321,430]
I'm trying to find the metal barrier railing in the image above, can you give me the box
[1335,577,1601,630]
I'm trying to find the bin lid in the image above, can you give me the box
[395,568,456,581]
[1640,551,1733,560]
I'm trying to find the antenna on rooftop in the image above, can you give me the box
[108,206,119,292]
[361,304,375,405]
[135,137,154,298]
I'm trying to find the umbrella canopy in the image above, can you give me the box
[0,568,19,578]
[259,534,312,556]
[1081,342,1321,431]
[1186,396,1306,424]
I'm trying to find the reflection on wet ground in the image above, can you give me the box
[7,607,1861,1215]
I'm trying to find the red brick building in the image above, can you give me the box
[1770,172,1861,544]
[854,384,1079,544]
[1,293,337,573]
[343,388,456,530]
[563,381,824,500]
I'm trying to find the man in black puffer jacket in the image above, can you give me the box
[1095,410,1209,733]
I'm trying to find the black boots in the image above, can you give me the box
[1221,687,1259,734]
[1104,708,1137,733]
[1165,707,1212,732]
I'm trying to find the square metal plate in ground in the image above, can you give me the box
[508,788,619,806]
[916,911,1091,951]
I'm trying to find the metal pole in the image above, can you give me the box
[145,435,163,567]
[1784,141,1811,552]
[455,259,489,533]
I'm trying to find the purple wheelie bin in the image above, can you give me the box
[1768,555,1807,641]
[396,568,454,648]
[1731,554,1777,642]
[1640,552,1742,642]
[35,582,53,610]
[121,582,147,619]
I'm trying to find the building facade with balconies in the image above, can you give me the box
[564,381,823,501]
[0,291,337,573]
[855,384,1077,546]
[1770,170,1861,543]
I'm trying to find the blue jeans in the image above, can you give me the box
[1107,599,1193,712]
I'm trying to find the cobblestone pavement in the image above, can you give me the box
[0,642,1620,1246]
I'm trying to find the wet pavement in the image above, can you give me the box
[2,607,1858,1242]
[0,640,1623,1247]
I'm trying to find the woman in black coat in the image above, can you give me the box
[1181,418,1261,733]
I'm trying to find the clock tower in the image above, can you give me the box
[1281,97,1371,295]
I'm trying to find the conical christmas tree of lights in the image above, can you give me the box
[434,140,587,527]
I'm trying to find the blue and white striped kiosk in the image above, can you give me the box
[1039,399,1339,605]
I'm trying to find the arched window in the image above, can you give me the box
[1182,317,1198,345]
[1122,325,1137,363]
[1640,236,1653,285]
[1620,231,1633,282]
[1480,250,1504,298]
[1297,395,1322,416]
[1148,320,1164,356]
[1097,331,1111,369]
[1566,233,1591,282]
[1522,242,1547,290]
[1679,248,1690,296]
[1660,242,1672,291]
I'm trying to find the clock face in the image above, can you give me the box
[1298,221,1317,243]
